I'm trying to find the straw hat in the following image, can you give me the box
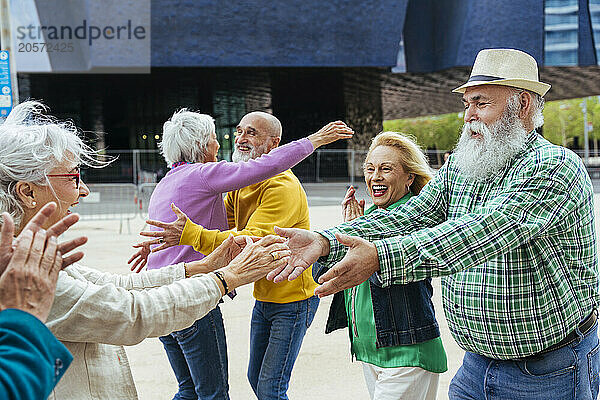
[453,48,551,96]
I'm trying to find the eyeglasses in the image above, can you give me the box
[234,129,260,138]
[233,128,280,139]
[47,172,80,188]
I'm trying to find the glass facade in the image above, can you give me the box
[590,0,600,62]
[544,0,579,66]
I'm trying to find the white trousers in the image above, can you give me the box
[362,362,440,400]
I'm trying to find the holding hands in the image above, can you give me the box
[313,233,379,298]
[218,235,291,291]
[184,234,261,276]
[266,226,329,283]
[266,226,380,298]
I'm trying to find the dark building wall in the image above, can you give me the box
[271,69,345,144]
[343,69,384,150]
[21,66,382,150]
[150,0,408,67]
[403,0,544,71]
[24,71,214,149]
[343,69,384,177]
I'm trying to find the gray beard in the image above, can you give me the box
[231,142,270,163]
[453,108,530,181]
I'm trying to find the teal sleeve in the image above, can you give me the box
[0,309,73,400]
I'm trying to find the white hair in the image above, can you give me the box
[159,109,215,165]
[453,93,530,180]
[0,100,111,226]
[530,92,545,129]
[508,88,545,129]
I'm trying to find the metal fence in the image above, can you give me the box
[77,183,138,232]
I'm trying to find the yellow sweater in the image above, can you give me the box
[180,169,318,303]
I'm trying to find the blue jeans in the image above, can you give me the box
[449,321,600,400]
[247,297,319,400]
[159,306,229,400]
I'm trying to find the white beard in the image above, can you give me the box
[453,101,530,181]
[231,141,270,163]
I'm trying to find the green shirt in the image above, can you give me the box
[344,193,447,372]
[320,133,599,360]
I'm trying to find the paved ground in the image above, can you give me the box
[60,191,600,400]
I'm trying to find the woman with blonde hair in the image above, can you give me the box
[321,131,447,400]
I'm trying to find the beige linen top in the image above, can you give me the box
[44,263,222,400]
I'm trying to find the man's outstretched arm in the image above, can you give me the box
[268,168,448,283]
[313,151,591,296]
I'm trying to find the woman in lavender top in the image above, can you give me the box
[128,109,352,400]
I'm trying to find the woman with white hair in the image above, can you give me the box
[319,132,447,400]
[128,108,353,400]
[0,100,298,400]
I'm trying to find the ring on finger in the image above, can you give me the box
[270,251,280,261]
[157,237,165,244]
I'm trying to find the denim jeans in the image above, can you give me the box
[159,306,229,400]
[448,321,600,400]
[247,297,319,400]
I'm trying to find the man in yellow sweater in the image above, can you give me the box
[180,111,319,400]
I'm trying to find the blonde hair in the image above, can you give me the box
[364,131,433,195]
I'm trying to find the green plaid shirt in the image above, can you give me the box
[318,133,599,359]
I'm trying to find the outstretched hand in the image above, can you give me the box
[129,203,188,272]
[313,233,380,298]
[0,203,87,276]
[266,226,330,283]
[202,234,258,272]
[128,243,151,273]
[307,121,354,149]
[220,235,291,289]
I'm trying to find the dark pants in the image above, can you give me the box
[247,297,319,400]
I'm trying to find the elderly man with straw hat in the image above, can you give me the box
[270,48,600,399]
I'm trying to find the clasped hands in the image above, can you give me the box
[130,202,379,297]
[266,227,380,298]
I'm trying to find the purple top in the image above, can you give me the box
[146,138,314,269]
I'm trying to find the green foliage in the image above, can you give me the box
[383,113,463,151]
[383,96,600,151]
[542,97,600,149]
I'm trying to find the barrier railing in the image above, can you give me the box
[77,183,138,233]
[136,183,158,220]
[73,147,600,232]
